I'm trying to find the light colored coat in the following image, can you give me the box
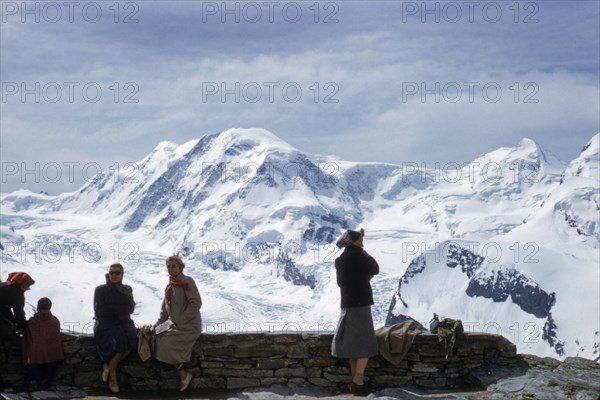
[154,273,202,365]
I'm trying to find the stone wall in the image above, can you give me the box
[0,331,518,391]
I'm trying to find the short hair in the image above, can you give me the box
[166,255,185,270]
[109,263,124,272]
[37,297,52,311]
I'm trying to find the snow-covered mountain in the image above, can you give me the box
[1,128,598,361]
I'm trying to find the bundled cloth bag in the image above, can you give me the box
[430,316,464,358]
[375,320,424,366]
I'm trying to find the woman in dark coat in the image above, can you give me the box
[0,272,34,338]
[93,263,137,394]
[331,228,379,390]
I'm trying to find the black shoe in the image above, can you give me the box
[28,380,39,392]
[347,382,369,394]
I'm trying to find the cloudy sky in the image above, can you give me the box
[1,0,598,194]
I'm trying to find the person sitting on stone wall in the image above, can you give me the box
[93,263,137,394]
[153,255,202,392]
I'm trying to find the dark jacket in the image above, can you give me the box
[0,282,26,329]
[93,283,135,323]
[335,245,379,308]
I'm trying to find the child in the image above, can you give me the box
[22,297,64,390]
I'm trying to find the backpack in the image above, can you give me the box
[436,318,464,358]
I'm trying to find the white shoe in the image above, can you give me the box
[101,364,109,383]
[179,371,192,392]
[108,380,119,393]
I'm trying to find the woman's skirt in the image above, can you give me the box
[94,319,137,363]
[331,306,378,359]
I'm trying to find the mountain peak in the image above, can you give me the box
[562,133,599,181]
[217,128,297,154]
[580,133,599,157]
[517,137,540,150]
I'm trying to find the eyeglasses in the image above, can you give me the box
[166,265,179,269]
[109,271,122,276]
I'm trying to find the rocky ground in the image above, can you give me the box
[2,356,598,400]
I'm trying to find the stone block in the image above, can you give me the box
[73,371,105,388]
[227,377,260,389]
[418,344,446,356]
[371,375,412,386]
[403,352,421,361]
[203,346,234,357]
[323,372,352,383]
[256,359,290,369]
[200,361,223,368]
[130,379,159,390]
[323,366,350,374]
[158,378,180,390]
[303,357,336,367]
[420,356,461,363]
[308,377,337,387]
[274,367,320,378]
[233,343,285,358]
[123,365,156,379]
[201,368,273,378]
[272,333,302,343]
[416,377,447,388]
[224,361,254,369]
[411,362,442,373]
[314,346,333,357]
[286,343,311,358]
[260,377,288,387]
[192,376,226,389]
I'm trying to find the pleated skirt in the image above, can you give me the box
[331,306,378,359]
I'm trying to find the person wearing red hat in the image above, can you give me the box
[0,272,35,338]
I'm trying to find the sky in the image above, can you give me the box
[1,0,599,194]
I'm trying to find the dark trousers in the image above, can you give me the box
[26,362,58,384]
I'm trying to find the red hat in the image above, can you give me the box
[6,272,35,286]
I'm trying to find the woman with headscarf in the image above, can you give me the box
[153,255,202,392]
[331,228,379,392]
[0,272,35,338]
[93,263,137,394]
